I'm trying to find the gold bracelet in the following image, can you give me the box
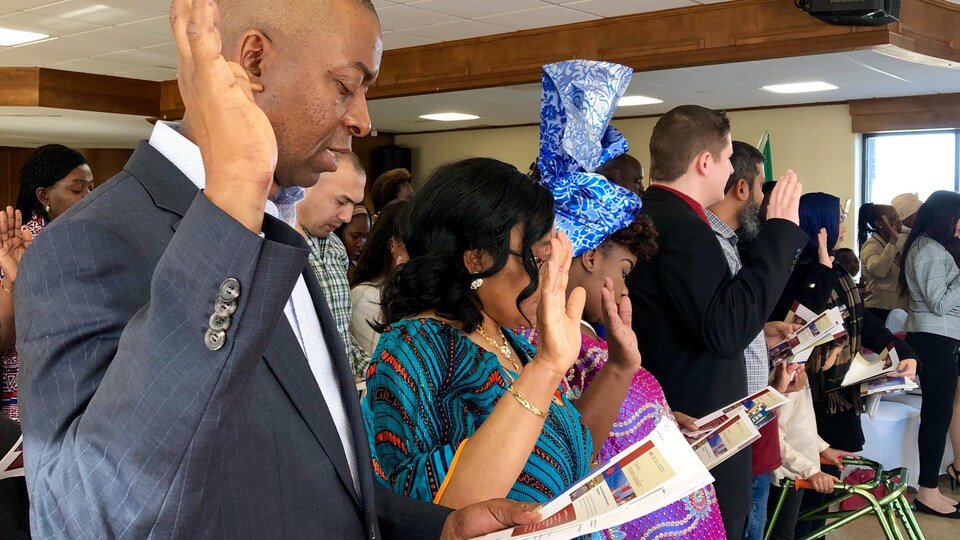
[0,281,12,295]
[505,384,547,418]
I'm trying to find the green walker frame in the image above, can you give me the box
[764,457,925,540]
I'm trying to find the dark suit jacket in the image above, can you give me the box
[627,187,808,521]
[15,142,450,539]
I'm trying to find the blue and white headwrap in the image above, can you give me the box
[537,60,643,257]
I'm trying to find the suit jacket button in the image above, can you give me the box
[214,297,237,316]
[219,278,241,301]
[209,313,231,332]
[205,329,226,351]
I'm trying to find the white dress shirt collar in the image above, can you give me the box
[147,121,302,227]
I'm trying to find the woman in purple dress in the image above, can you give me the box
[527,59,725,539]
[522,216,726,540]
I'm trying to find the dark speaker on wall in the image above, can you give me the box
[370,144,412,180]
[806,0,900,26]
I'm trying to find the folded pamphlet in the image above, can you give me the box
[770,304,846,366]
[679,387,788,469]
[473,419,714,540]
[841,343,899,387]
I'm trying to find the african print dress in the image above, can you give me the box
[522,328,727,540]
[363,317,593,503]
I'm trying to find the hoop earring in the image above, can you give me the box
[470,278,483,290]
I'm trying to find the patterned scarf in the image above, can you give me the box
[810,262,863,414]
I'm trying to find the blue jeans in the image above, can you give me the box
[744,473,772,540]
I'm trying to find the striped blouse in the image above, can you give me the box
[362,317,592,503]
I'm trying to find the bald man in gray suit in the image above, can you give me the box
[14,1,539,538]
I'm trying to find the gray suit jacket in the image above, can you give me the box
[15,142,451,539]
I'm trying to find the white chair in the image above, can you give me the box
[885,308,907,334]
[860,401,921,488]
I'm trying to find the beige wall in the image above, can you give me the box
[396,104,859,248]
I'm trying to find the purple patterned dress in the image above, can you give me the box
[522,328,726,540]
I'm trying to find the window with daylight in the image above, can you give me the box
[862,130,960,205]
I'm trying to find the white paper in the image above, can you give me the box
[0,435,24,480]
[474,420,714,540]
[770,307,845,366]
[860,376,918,396]
[842,344,899,387]
[688,410,761,470]
[682,386,789,436]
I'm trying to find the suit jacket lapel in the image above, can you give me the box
[301,268,379,529]
[125,141,198,221]
[261,318,362,509]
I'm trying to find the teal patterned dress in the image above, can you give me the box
[363,318,593,503]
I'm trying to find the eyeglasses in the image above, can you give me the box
[508,249,547,270]
[840,198,852,223]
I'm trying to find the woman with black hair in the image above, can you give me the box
[858,202,907,322]
[362,157,636,509]
[1,144,93,421]
[349,199,408,357]
[900,190,960,518]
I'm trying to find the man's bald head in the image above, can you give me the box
[200,0,382,190]
[218,0,377,57]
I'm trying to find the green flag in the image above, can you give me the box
[759,131,773,182]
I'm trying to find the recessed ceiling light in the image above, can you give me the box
[0,27,49,46]
[761,82,839,94]
[618,95,663,106]
[419,113,480,122]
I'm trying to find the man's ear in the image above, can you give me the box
[695,150,713,176]
[237,31,270,93]
[734,178,751,202]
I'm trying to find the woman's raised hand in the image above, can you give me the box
[601,277,641,373]
[0,206,32,282]
[533,231,584,377]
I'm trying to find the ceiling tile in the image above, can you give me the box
[4,0,66,10]
[27,1,164,26]
[564,0,695,18]
[405,0,547,19]
[0,11,105,37]
[0,45,78,66]
[474,5,599,30]
[402,19,514,42]
[12,35,123,59]
[116,15,173,38]
[64,25,171,48]
[95,42,177,68]
[376,4,458,31]
[381,31,439,50]
[690,61,794,86]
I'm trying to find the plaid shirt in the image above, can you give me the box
[706,210,770,393]
[305,232,371,379]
